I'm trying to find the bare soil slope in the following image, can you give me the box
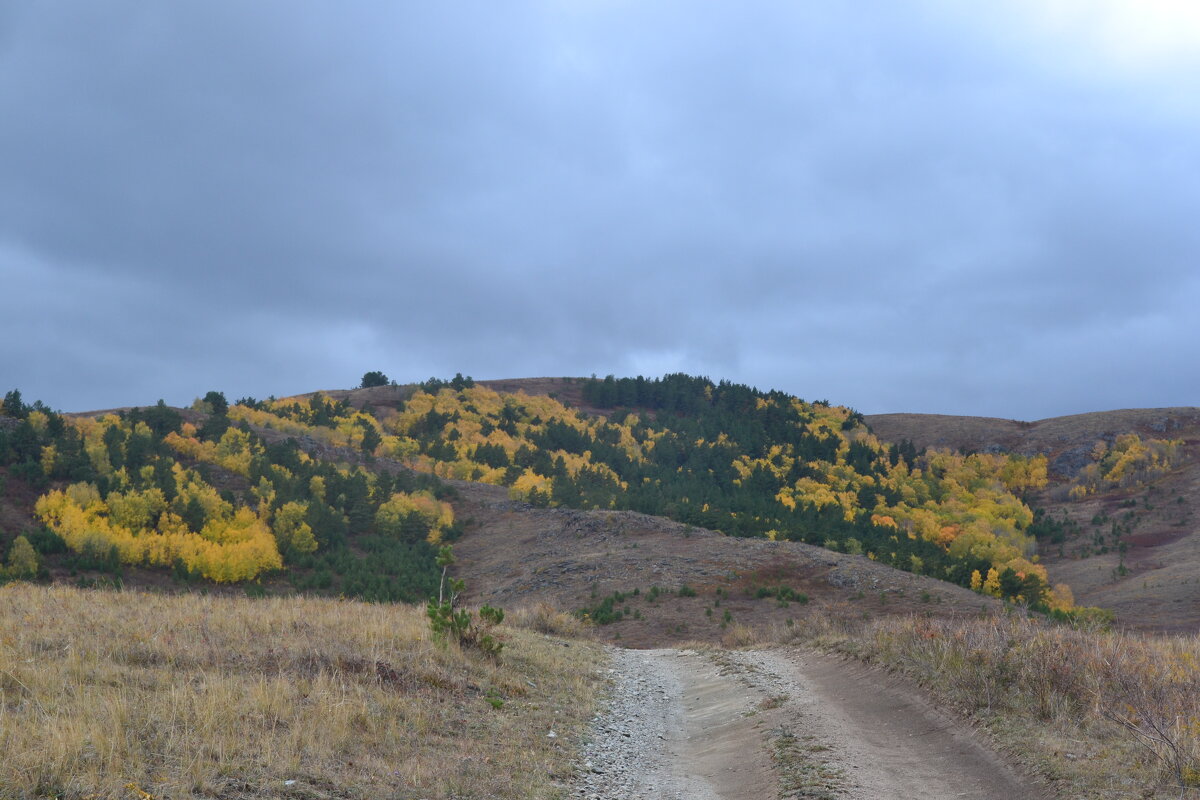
[449,481,999,648]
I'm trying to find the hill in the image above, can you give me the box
[302,377,1198,633]
[866,408,1200,476]
[0,382,1007,654]
[865,408,1200,632]
[2,376,1193,631]
[2,380,1200,797]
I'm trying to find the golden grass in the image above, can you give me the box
[504,602,592,640]
[0,584,607,799]
[766,612,1200,798]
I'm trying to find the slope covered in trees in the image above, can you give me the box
[0,390,448,601]
[2,374,1097,612]
[219,375,1072,611]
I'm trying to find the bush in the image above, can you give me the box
[4,535,38,580]
[575,592,629,625]
[753,584,807,604]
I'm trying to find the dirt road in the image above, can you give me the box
[572,647,1048,799]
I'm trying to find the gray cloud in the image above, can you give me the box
[1,1,1197,418]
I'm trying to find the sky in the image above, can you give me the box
[1,1,1198,420]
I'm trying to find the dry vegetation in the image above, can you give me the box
[771,613,1200,798]
[0,584,605,799]
[4,578,1198,799]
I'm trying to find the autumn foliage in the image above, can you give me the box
[4,374,1153,611]
[2,392,450,596]
[229,376,1072,609]
[1067,433,1182,499]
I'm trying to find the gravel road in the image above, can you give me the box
[571,646,1048,800]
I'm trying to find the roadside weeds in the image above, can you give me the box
[756,612,1200,800]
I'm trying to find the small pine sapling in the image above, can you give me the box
[426,545,505,659]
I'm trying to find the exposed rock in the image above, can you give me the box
[1049,445,1093,479]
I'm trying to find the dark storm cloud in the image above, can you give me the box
[1,1,1197,418]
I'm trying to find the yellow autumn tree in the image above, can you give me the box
[273,501,318,554]
[106,487,168,533]
[214,427,257,475]
[375,491,454,544]
[982,567,1002,597]
[35,481,282,583]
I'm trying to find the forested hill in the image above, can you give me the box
[3,373,1153,617]
[0,389,451,602]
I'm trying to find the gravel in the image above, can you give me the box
[570,648,715,800]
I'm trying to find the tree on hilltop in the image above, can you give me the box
[2,389,28,419]
[361,371,389,388]
[202,390,229,417]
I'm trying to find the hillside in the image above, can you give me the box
[449,480,1002,648]
[866,408,1200,475]
[2,376,1194,631]
[866,409,1200,632]
[3,380,1200,797]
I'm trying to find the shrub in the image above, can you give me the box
[4,535,38,580]
[426,546,505,659]
[575,592,630,625]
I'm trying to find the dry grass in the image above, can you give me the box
[0,584,607,799]
[764,612,1200,798]
[505,602,592,639]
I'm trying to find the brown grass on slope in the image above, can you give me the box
[0,584,606,799]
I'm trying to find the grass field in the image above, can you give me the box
[0,585,605,799]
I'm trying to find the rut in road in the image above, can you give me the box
[572,647,1048,800]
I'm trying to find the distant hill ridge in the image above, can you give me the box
[866,408,1200,470]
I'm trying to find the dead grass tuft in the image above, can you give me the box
[0,583,606,799]
[507,602,592,639]
[719,622,761,648]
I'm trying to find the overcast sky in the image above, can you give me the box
[1,2,1197,419]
